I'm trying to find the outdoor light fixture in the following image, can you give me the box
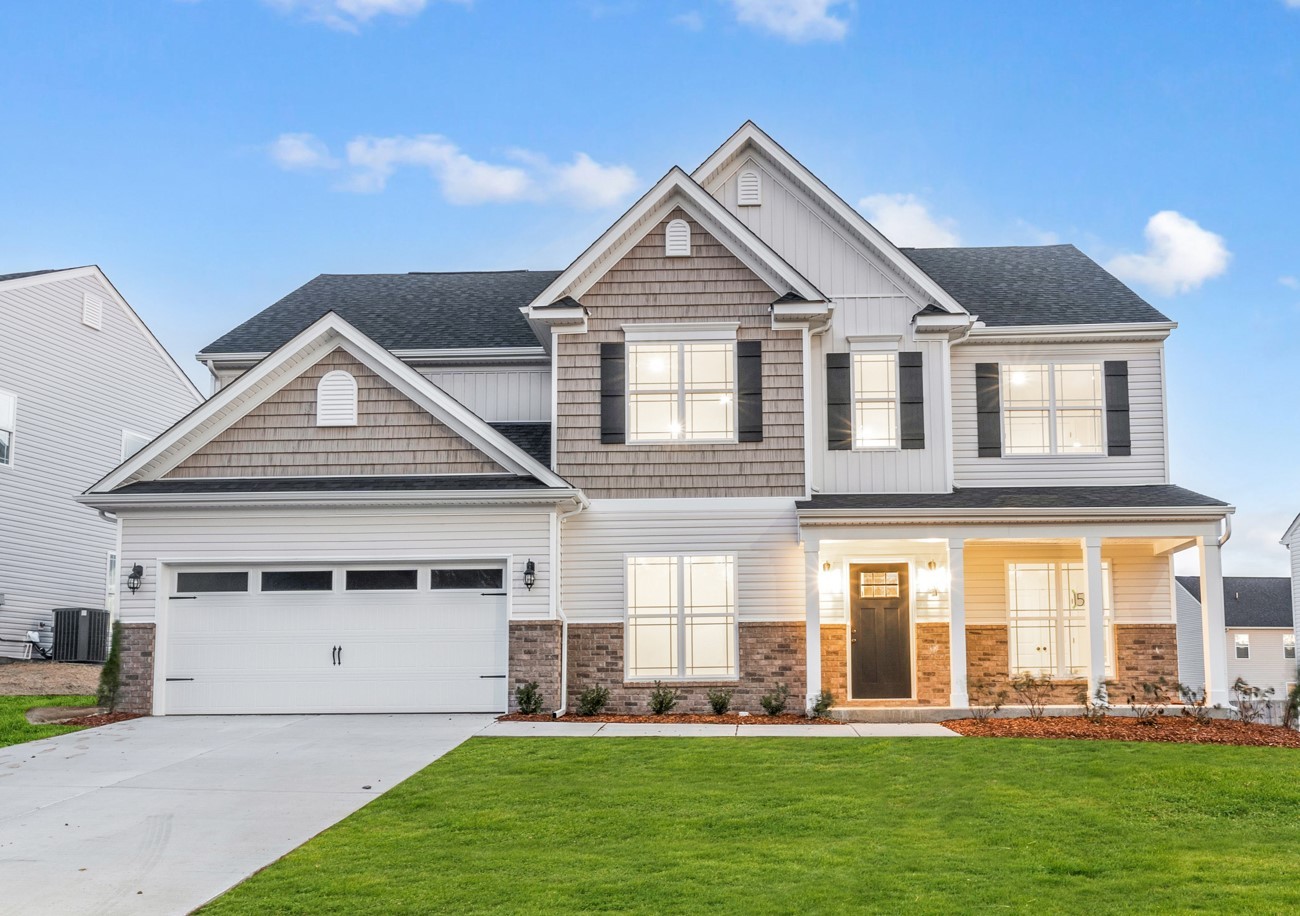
[918,560,949,598]
[523,559,536,591]
[818,561,840,595]
[126,564,144,593]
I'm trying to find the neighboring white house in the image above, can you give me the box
[1285,513,1300,655]
[0,267,201,657]
[1176,576,1296,699]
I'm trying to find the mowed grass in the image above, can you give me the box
[204,737,1300,915]
[0,695,95,748]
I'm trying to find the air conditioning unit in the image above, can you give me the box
[53,608,110,663]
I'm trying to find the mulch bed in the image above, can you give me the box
[25,706,143,729]
[62,711,143,729]
[500,713,841,726]
[943,715,1300,748]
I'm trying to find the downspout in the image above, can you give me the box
[97,509,117,523]
[1218,514,1232,548]
[551,497,587,718]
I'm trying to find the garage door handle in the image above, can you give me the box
[480,675,507,679]
[481,592,507,596]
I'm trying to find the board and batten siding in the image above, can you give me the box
[554,209,805,499]
[0,273,200,654]
[418,367,550,422]
[951,341,1168,487]
[168,348,504,478]
[117,505,554,621]
[560,499,804,622]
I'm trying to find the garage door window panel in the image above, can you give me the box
[346,569,418,591]
[429,569,504,590]
[262,570,334,592]
[176,571,249,593]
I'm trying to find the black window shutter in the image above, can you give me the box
[899,352,925,450]
[737,340,763,442]
[1104,361,1131,456]
[975,363,1002,458]
[826,353,852,450]
[600,343,625,444]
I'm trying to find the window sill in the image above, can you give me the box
[624,678,740,688]
[625,439,740,447]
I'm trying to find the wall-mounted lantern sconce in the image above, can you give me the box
[918,560,949,598]
[126,564,145,594]
[523,559,536,591]
[818,561,840,595]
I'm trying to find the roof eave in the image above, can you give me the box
[77,487,587,511]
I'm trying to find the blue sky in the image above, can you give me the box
[2,1,1297,574]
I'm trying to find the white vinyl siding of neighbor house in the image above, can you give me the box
[0,273,200,655]
[1292,537,1300,648]
[1225,628,1297,699]
[117,505,554,624]
[418,366,551,421]
[1175,578,1207,690]
[559,499,804,623]
[951,341,1168,487]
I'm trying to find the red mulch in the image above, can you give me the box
[66,711,144,729]
[499,712,841,725]
[943,715,1300,748]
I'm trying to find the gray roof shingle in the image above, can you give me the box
[0,269,63,282]
[114,475,550,494]
[1176,576,1294,629]
[489,422,551,465]
[902,245,1171,327]
[201,270,562,354]
[797,485,1228,512]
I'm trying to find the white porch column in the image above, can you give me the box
[947,538,968,708]
[1083,537,1107,696]
[804,537,822,711]
[1199,536,1230,705]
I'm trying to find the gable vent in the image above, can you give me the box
[665,218,691,257]
[737,170,761,206]
[317,370,358,427]
[82,292,103,330]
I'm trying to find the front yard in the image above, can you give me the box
[203,737,1300,914]
[0,695,94,748]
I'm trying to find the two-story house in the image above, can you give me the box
[1,267,202,657]
[80,124,1234,716]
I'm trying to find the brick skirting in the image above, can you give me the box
[565,622,805,714]
[117,623,156,714]
[820,625,847,703]
[914,623,951,706]
[508,621,563,713]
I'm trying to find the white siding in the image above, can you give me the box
[951,340,1168,487]
[816,539,950,624]
[1225,628,1296,699]
[419,366,551,421]
[118,505,555,622]
[560,499,804,622]
[1292,537,1300,650]
[1175,579,1206,689]
[0,273,200,654]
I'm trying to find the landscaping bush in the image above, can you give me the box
[96,620,123,711]
[810,690,834,719]
[648,681,680,715]
[1231,677,1274,726]
[1079,682,1112,722]
[514,681,544,715]
[1177,682,1218,725]
[707,689,734,715]
[1282,672,1300,730]
[1010,672,1054,720]
[577,686,610,717]
[967,677,1008,722]
[760,683,789,716]
[1128,677,1173,725]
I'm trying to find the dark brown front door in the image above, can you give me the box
[849,563,911,699]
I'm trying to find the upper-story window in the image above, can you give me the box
[0,389,15,466]
[1285,633,1296,660]
[628,341,735,442]
[1235,633,1250,659]
[664,219,691,257]
[316,370,358,426]
[1002,363,1104,456]
[853,352,898,449]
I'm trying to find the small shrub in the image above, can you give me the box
[514,681,544,715]
[1231,677,1275,725]
[760,682,790,716]
[707,689,734,715]
[577,685,610,717]
[1128,677,1173,725]
[1177,682,1218,725]
[648,681,680,715]
[1011,671,1055,720]
[967,677,1008,722]
[1079,681,1112,722]
[810,690,834,718]
[97,620,123,711]
[1282,672,1300,730]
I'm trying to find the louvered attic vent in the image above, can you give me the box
[665,218,691,257]
[737,169,761,206]
[317,370,358,426]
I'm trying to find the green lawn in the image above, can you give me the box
[0,695,95,748]
[203,737,1300,915]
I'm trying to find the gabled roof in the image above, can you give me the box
[525,166,825,314]
[0,268,63,282]
[797,485,1231,519]
[1176,576,1294,629]
[85,312,574,498]
[200,271,561,357]
[902,245,1172,327]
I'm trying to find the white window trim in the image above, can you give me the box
[1005,560,1114,679]
[849,338,901,452]
[625,333,739,445]
[624,552,739,682]
[622,322,739,343]
[1001,362,1107,457]
[0,388,15,469]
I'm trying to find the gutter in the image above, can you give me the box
[1219,513,1232,548]
[550,500,587,719]
[796,504,1236,524]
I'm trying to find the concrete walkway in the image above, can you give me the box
[0,714,493,916]
[482,720,960,737]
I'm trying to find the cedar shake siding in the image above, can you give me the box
[167,348,505,478]
[555,209,805,499]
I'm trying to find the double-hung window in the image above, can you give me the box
[1235,633,1250,659]
[1007,561,1113,678]
[1002,363,1104,455]
[1285,633,1296,660]
[0,390,14,466]
[852,351,898,449]
[626,555,737,680]
[627,340,736,442]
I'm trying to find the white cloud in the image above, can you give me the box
[1279,275,1299,290]
[265,0,457,31]
[857,193,960,248]
[727,0,850,42]
[672,10,705,30]
[1286,0,1300,9]
[272,132,639,209]
[1011,219,1060,246]
[1105,210,1230,295]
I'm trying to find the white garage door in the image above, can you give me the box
[162,564,509,715]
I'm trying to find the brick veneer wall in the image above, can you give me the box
[508,621,563,713]
[820,625,847,703]
[566,622,805,714]
[1113,624,1179,699]
[914,623,951,706]
[117,623,156,714]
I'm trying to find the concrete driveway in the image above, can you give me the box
[0,714,492,916]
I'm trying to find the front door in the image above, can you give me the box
[849,563,911,699]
